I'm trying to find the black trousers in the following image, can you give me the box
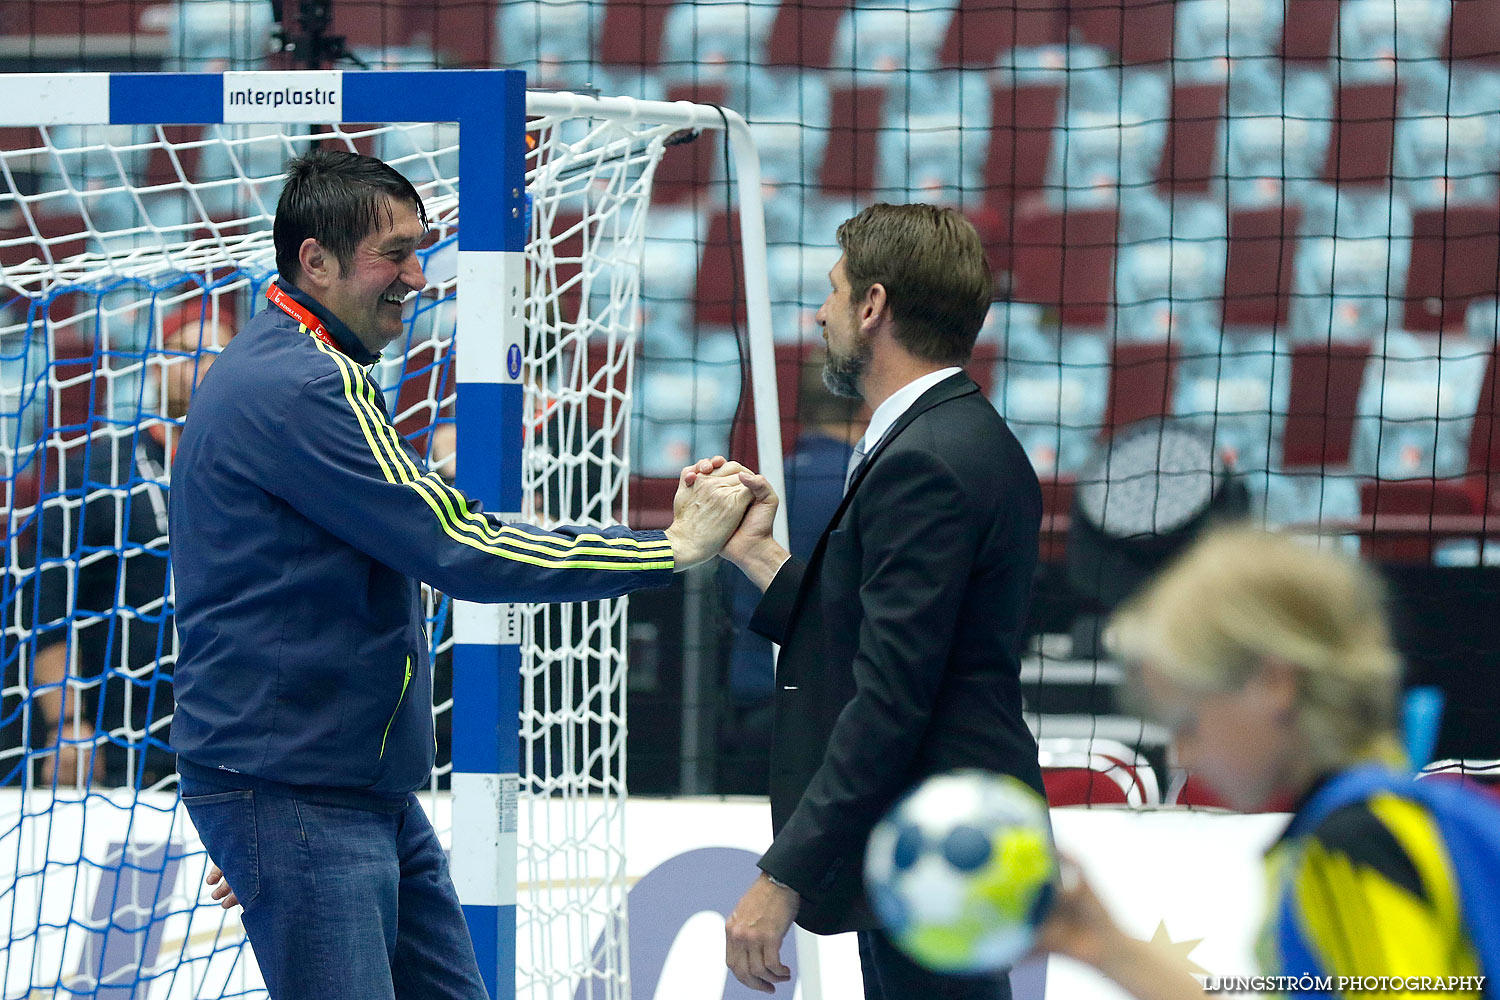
[856,929,1014,1000]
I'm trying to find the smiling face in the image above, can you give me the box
[312,195,428,355]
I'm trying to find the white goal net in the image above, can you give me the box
[0,85,767,999]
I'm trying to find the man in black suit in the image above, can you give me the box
[717,203,1045,999]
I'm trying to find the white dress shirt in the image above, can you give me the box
[854,366,963,459]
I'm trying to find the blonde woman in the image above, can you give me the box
[1038,527,1491,999]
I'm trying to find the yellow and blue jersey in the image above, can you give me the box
[1264,778,1485,999]
[169,281,673,804]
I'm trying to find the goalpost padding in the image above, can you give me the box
[0,70,785,999]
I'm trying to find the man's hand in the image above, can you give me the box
[664,458,752,570]
[720,470,789,593]
[725,872,799,993]
[205,864,240,910]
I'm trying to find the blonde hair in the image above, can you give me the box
[1108,527,1401,774]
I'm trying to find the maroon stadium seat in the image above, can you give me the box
[1222,204,1302,328]
[1280,0,1341,61]
[983,82,1062,207]
[1402,205,1500,334]
[977,82,1063,273]
[1446,2,1500,62]
[1068,0,1175,67]
[652,83,728,206]
[411,0,496,66]
[818,85,885,199]
[694,210,745,328]
[1010,198,1117,327]
[597,0,676,67]
[1155,82,1226,195]
[763,0,849,70]
[938,0,1065,68]
[1104,340,1177,433]
[1281,342,1370,469]
[1323,81,1401,187]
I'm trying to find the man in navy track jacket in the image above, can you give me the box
[170,149,750,1000]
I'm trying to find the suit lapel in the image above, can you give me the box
[819,371,980,542]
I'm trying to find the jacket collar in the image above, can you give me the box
[277,279,381,367]
[837,370,978,511]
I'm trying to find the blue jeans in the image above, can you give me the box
[182,779,489,1000]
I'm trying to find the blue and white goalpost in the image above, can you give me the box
[0,71,783,999]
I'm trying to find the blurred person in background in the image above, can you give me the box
[1039,527,1489,1000]
[717,354,866,794]
[23,303,232,788]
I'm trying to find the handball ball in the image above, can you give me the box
[864,770,1057,973]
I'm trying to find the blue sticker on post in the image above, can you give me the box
[507,344,522,380]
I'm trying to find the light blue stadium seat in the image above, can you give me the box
[1114,201,1228,355]
[1394,111,1500,208]
[1048,69,1170,203]
[640,208,704,315]
[1337,0,1451,81]
[1261,471,1361,526]
[1173,338,1288,475]
[497,0,601,92]
[1224,70,1334,207]
[1173,0,1285,81]
[827,0,950,75]
[741,68,833,130]
[1351,331,1491,480]
[991,330,1110,476]
[633,333,743,478]
[1466,298,1500,340]
[167,0,274,70]
[1291,190,1412,343]
[767,243,843,344]
[660,1,776,91]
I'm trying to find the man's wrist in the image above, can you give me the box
[762,871,794,892]
[746,543,790,592]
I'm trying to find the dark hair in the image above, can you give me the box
[836,203,992,365]
[273,149,428,283]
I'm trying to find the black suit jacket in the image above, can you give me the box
[749,372,1045,934]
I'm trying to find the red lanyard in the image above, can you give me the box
[266,282,337,351]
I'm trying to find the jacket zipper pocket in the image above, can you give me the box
[380,655,413,760]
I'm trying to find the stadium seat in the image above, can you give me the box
[1174,342,1286,474]
[1009,198,1118,327]
[497,1,600,92]
[1037,737,1160,807]
[661,2,777,80]
[1051,93,1170,200]
[1222,203,1301,330]
[596,0,675,67]
[1280,0,1341,62]
[1173,0,1285,79]
[762,0,849,70]
[1104,340,1178,433]
[937,0,1065,68]
[1282,340,1371,469]
[1223,74,1334,204]
[1445,1,1500,62]
[1393,106,1500,209]
[827,1,949,74]
[1403,205,1500,333]
[695,210,754,329]
[1322,81,1401,187]
[1066,0,1175,67]
[876,74,989,202]
[1114,232,1228,353]
[818,85,885,199]
[1292,191,1412,343]
[992,328,1110,477]
[650,83,728,207]
[1338,0,1451,80]
[982,80,1063,206]
[1153,82,1227,195]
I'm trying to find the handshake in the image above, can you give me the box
[662,456,788,588]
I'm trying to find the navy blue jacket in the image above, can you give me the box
[169,282,673,803]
